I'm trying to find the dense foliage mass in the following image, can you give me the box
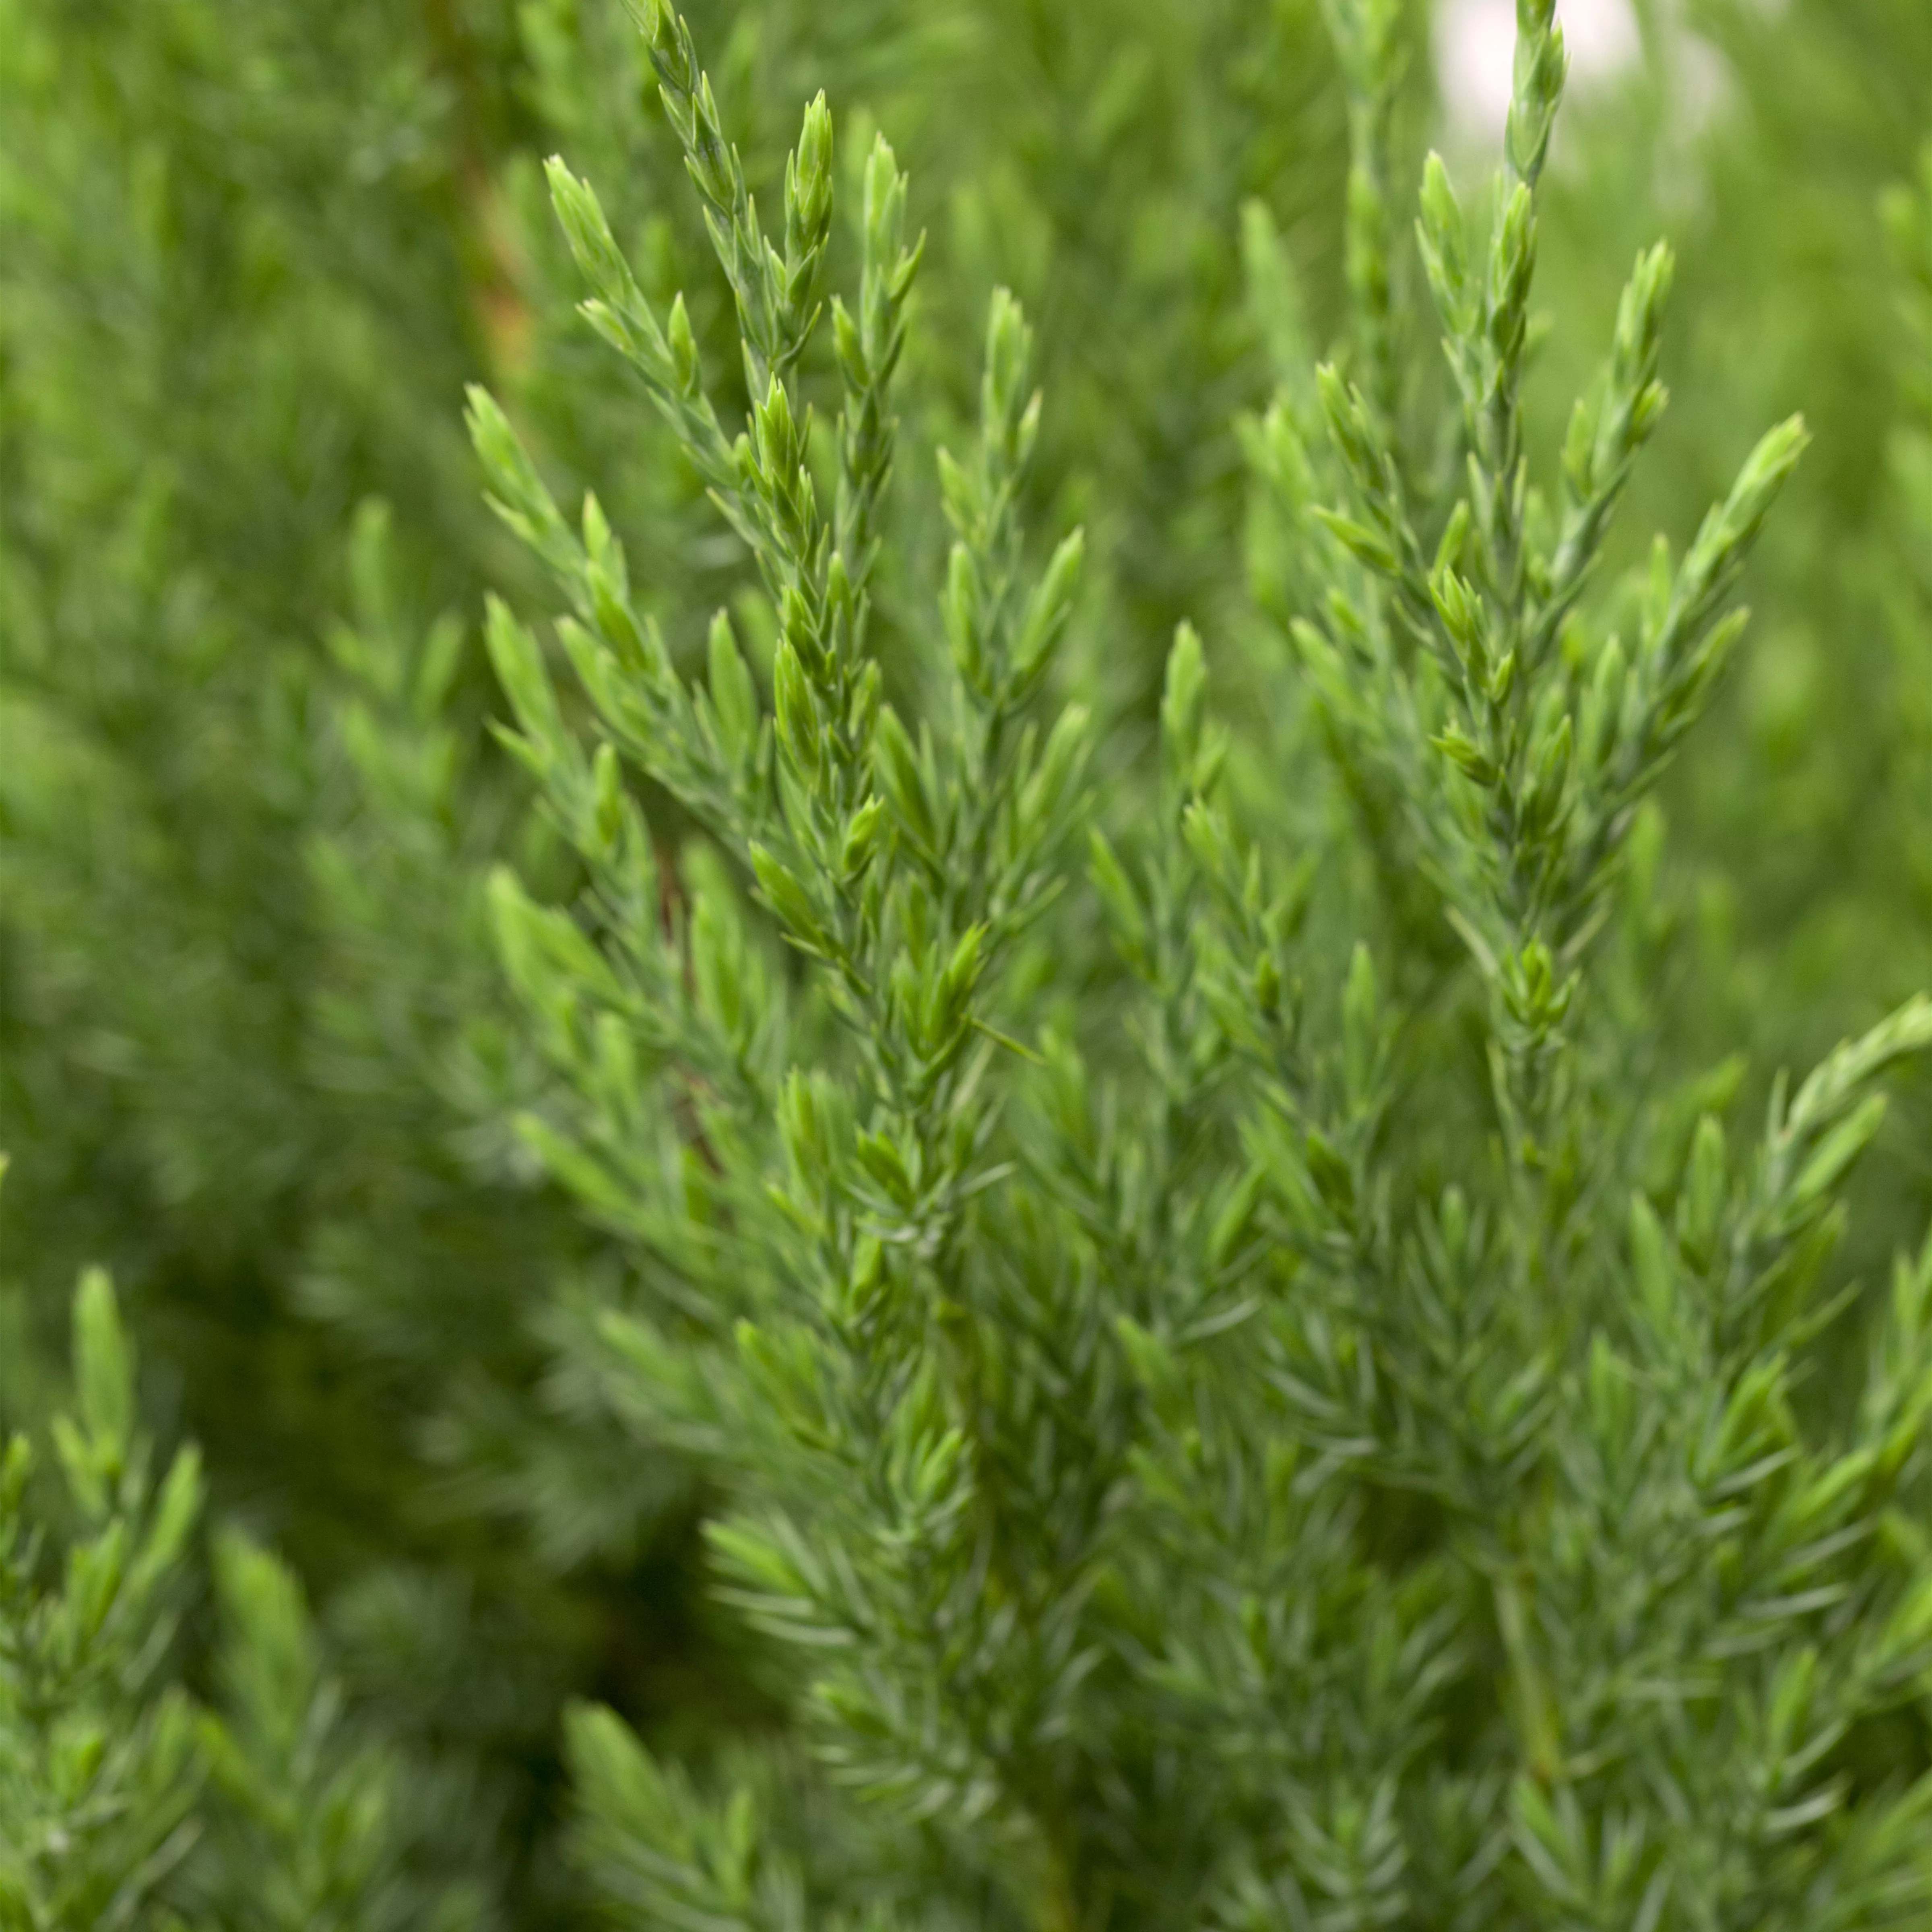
[2,0,1929,1926]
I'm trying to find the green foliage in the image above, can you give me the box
[0,8,561,1905]
[1525,0,1932,1205]
[0,1257,473,1931]
[195,1525,491,1932]
[0,1269,204,1930]
[0,1,1360,1911]
[453,1,1932,1925]
[4,0,1932,1926]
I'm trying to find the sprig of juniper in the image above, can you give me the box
[474,3,1932,1926]
[471,2,1106,1911]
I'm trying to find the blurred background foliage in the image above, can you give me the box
[1,0,1927,1921]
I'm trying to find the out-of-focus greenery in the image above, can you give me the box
[1,0,1928,1923]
